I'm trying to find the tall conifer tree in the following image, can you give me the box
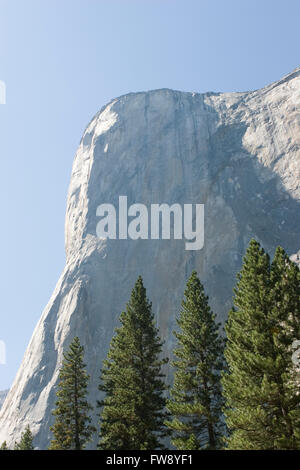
[268,246,300,448]
[166,271,225,449]
[98,276,169,450]
[49,337,95,450]
[14,425,34,450]
[222,240,300,449]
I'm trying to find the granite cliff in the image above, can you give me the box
[0,390,8,410]
[0,68,299,448]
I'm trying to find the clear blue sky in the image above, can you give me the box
[0,0,299,390]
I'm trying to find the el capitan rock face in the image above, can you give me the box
[0,390,8,410]
[1,68,300,448]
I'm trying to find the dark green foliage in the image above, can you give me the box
[14,425,34,450]
[49,337,95,450]
[98,276,169,450]
[166,271,226,449]
[268,246,300,448]
[0,441,9,450]
[222,239,300,449]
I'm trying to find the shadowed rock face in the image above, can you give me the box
[0,390,8,410]
[1,68,300,449]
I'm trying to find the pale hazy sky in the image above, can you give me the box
[0,0,299,389]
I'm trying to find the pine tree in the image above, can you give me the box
[14,425,34,450]
[0,441,9,450]
[268,246,300,448]
[49,337,95,450]
[98,276,169,450]
[165,271,226,449]
[222,239,300,449]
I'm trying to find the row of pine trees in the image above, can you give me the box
[1,239,300,450]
